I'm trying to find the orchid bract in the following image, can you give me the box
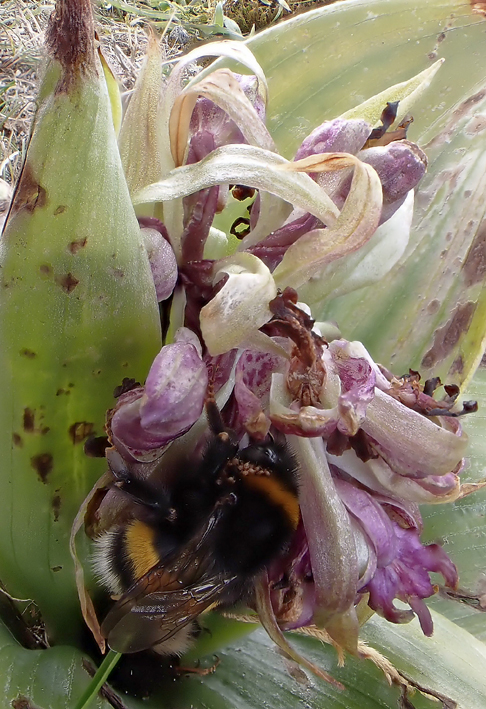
[1,1,486,708]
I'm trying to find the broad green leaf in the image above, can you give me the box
[145,614,486,709]
[360,611,486,709]
[0,0,161,645]
[153,626,421,709]
[0,619,112,709]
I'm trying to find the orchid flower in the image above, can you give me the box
[2,1,486,707]
[89,22,479,685]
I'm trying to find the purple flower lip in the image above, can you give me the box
[140,226,178,301]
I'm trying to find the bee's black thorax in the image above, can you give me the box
[96,424,300,656]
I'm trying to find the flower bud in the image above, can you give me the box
[110,328,208,461]
[140,226,178,302]
[294,118,371,161]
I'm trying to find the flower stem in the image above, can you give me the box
[74,650,122,709]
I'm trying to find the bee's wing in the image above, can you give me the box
[101,509,237,654]
[102,569,237,653]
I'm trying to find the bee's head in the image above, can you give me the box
[236,439,299,492]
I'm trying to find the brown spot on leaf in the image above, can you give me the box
[426,299,440,315]
[421,302,476,369]
[449,356,465,376]
[51,566,62,573]
[84,435,109,457]
[68,237,88,254]
[22,408,49,435]
[56,388,70,396]
[31,453,53,483]
[463,221,486,287]
[39,264,52,276]
[55,272,79,293]
[54,205,66,215]
[20,348,37,359]
[12,433,23,447]
[460,89,486,111]
[10,164,47,217]
[52,494,61,521]
[69,421,94,444]
[11,696,41,709]
[23,408,35,432]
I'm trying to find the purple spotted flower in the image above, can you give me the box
[88,45,476,673]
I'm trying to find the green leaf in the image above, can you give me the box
[151,626,414,709]
[0,0,161,644]
[0,619,111,709]
[360,611,486,709]
[142,613,486,709]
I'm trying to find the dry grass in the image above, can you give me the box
[0,0,340,191]
[0,1,180,185]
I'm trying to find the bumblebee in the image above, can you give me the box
[94,402,300,655]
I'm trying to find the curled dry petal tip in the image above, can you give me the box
[200,253,277,356]
[273,154,383,289]
[170,69,274,168]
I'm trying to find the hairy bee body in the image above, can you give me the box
[94,426,299,656]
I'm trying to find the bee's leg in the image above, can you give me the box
[176,656,221,676]
[205,366,229,435]
[206,401,224,435]
[106,449,171,514]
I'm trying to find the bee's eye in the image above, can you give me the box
[265,447,277,461]
[258,445,278,466]
[238,443,280,470]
